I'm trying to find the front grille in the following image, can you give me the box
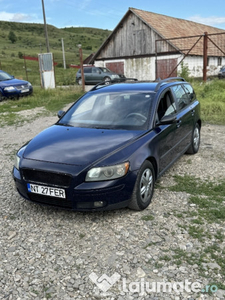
[22,169,72,188]
[14,84,29,91]
[28,193,73,209]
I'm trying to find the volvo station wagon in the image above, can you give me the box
[13,77,201,211]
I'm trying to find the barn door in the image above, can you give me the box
[106,62,124,75]
[157,58,177,79]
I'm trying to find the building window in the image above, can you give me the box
[218,57,222,66]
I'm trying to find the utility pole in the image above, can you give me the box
[61,38,66,69]
[203,32,208,82]
[41,0,50,53]
[78,44,85,92]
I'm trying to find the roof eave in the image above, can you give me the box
[91,9,133,63]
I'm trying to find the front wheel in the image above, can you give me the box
[104,77,111,85]
[186,123,200,154]
[0,92,3,102]
[128,161,155,211]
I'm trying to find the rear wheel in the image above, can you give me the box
[186,123,200,154]
[128,160,155,211]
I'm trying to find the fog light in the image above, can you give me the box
[94,201,104,207]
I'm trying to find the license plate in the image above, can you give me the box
[27,183,66,199]
[21,89,29,93]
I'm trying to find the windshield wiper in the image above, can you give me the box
[57,123,74,127]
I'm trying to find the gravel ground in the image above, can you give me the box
[0,107,225,300]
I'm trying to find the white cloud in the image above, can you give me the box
[189,15,225,28]
[78,0,92,10]
[0,11,44,24]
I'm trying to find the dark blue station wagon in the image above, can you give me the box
[13,77,201,211]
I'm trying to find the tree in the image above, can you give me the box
[8,31,17,44]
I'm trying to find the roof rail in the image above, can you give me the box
[89,77,138,91]
[154,77,186,92]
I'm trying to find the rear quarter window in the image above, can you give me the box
[171,84,190,110]
[183,84,196,102]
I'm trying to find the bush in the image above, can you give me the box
[18,52,23,59]
[84,46,92,50]
[178,62,190,81]
[8,31,17,43]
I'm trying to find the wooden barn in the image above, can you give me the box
[91,8,225,80]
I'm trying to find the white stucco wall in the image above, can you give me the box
[95,55,225,80]
[181,56,225,77]
[124,57,155,80]
[95,57,155,81]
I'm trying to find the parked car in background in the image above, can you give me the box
[76,66,125,85]
[13,77,201,212]
[0,70,33,101]
[218,66,225,79]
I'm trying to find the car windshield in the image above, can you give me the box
[98,67,112,73]
[58,91,154,130]
[0,71,13,81]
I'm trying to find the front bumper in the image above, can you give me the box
[3,87,33,98]
[12,165,137,211]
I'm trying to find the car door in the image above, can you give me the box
[171,83,195,155]
[83,67,92,83]
[91,67,103,83]
[153,89,180,174]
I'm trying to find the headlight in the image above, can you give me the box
[111,75,119,79]
[85,162,129,182]
[4,86,15,92]
[14,155,21,170]
[28,82,32,87]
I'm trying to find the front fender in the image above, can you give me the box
[97,129,159,174]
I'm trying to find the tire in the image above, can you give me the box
[0,92,3,102]
[186,123,200,154]
[78,78,82,85]
[128,160,155,211]
[104,77,111,85]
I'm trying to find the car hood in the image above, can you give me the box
[23,125,143,166]
[0,78,29,87]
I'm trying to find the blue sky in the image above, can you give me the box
[1,0,225,30]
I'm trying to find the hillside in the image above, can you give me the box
[0,21,111,65]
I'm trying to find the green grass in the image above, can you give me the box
[152,174,225,289]
[0,21,111,86]
[169,175,225,223]
[0,87,84,126]
[141,214,155,221]
[192,79,225,124]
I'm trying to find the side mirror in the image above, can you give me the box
[98,70,101,74]
[57,110,65,118]
[159,114,176,125]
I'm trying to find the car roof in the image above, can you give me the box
[89,77,187,94]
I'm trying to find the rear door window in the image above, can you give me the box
[83,68,92,74]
